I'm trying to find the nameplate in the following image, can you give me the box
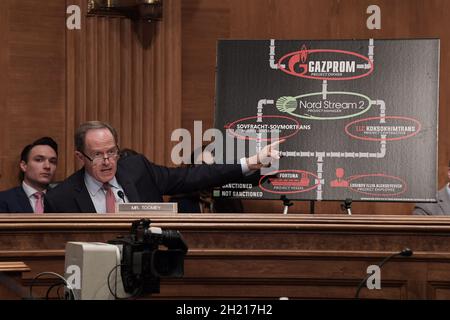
[117,203,178,213]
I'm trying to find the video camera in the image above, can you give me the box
[108,219,188,295]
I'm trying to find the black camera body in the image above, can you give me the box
[109,219,188,295]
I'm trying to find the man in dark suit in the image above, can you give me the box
[413,161,450,215]
[45,121,280,213]
[0,137,58,213]
[170,146,248,213]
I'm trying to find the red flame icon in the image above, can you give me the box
[300,44,308,63]
[287,44,309,74]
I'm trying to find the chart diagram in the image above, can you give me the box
[214,39,439,202]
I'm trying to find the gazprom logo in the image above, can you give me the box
[277,46,374,81]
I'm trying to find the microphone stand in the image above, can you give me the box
[117,190,126,203]
[310,200,315,214]
[354,248,413,299]
[341,198,352,215]
[281,195,293,215]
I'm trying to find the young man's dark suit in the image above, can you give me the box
[0,187,34,213]
[413,187,450,215]
[45,154,244,213]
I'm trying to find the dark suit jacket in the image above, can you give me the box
[0,186,33,213]
[413,187,450,215]
[44,154,244,213]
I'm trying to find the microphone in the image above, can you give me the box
[117,190,126,203]
[355,248,413,299]
[341,198,352,215]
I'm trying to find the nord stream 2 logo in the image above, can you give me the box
[277,45,374,81]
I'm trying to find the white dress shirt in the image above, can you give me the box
[22,181,46,213]
[84,173,129,214]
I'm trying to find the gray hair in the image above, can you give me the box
[75,121,118,152]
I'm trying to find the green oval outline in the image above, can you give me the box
[284,91,373,120]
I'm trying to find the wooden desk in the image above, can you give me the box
[0,261,30,299]
[1,214,450,299]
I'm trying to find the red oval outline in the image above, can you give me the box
[347,173,407,197]
[344,116,422,142]
[277,49,374,81]
[225,115,301,141]
[259,170,320,194]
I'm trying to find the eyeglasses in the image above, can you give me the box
[81,146,120,164]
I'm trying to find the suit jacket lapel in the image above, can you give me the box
[73,169,97,213]
[438,187,450,215]
[116,166,140,202]
[16,187,33,213]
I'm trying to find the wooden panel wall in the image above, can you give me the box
[0,0,181,190]
[66,0,181,172]
[181,0,450,214]
[0,0,66,187]
[0,1,448,216]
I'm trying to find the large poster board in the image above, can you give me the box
[214,39,439,202]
